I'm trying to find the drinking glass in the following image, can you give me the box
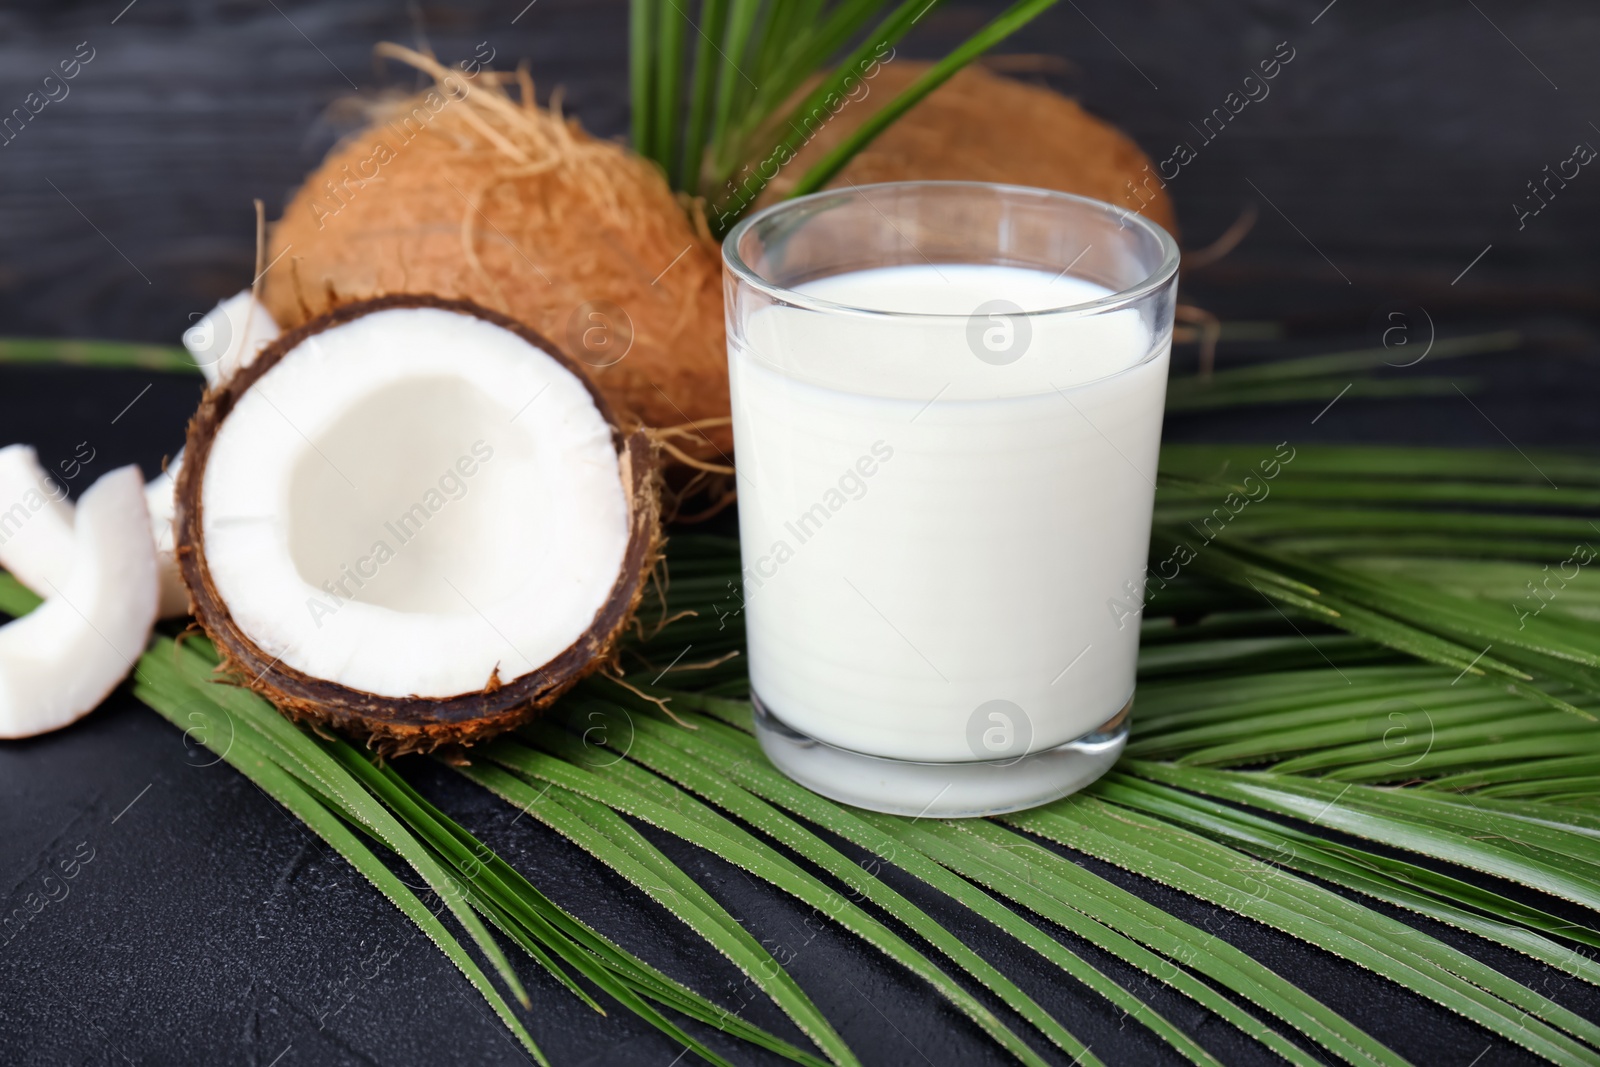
[722,181,1179,816]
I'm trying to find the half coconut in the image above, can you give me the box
[175,295,659,751]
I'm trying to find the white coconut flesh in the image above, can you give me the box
[0,466,158,739]
[144,455,190,617]
[197,306,631,699]
[0,443,188,619]
[185,289,280,387]
[0,444,76,594]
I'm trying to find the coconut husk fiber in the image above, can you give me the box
[262,45,731,455]
[758,60,1177,235]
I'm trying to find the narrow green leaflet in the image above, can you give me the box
[1096,775,1600,973]
[0,337,200,373]
[0,572,42,616]
[164,641,533,1010]
[783,0,1062,199]
[588,698,1308,1067]
[1131,763,1600,914]
[625,0,1061,232]
[456,758,853,1067]
[481,731,1063,1067]
[944,817,1404,1067]
[132,635,825,1067]
[1163,331,1520,412]
[571,687,1387,1065]
[133,655,550,1064]
[1013,798,1600,1064]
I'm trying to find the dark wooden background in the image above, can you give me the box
[4,0,1600,338]
[1,2,1598,1065]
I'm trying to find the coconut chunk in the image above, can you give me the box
[0,444,75,594]
[184,290,280,387]
[177,295,660,750]
[0,444,189,619]
[144,454,189,617]
[0,466,159,738]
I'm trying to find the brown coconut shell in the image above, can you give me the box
[757,61,1177,235]
[174,293,662,754]
[262,46,732,455]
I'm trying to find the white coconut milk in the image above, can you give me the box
[730,264,1169,762]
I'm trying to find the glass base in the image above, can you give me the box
[752,696,1130,818]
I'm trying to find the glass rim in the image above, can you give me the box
[721,180,1181,321]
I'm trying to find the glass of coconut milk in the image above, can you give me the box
[722,181,1178,817]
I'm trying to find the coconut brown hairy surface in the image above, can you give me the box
[758,61,1177,235]
[175,294,661,753]
[262,46,730,454]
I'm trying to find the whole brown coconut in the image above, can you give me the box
[176,294,662,754]
[758,61,1177,235]
[262,46,730,452]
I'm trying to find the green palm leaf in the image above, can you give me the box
[480,728,1065,1067]
[628,0,1063,233]
[10,316,1600,1064]
[1009,798,1600,1064]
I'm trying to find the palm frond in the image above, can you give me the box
[629,0,1062,233]
[127,634,834,1067]
[10,318,1600,1063]
[45,433,1596,1066]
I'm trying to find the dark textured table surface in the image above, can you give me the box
[2,2,1599,1065]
